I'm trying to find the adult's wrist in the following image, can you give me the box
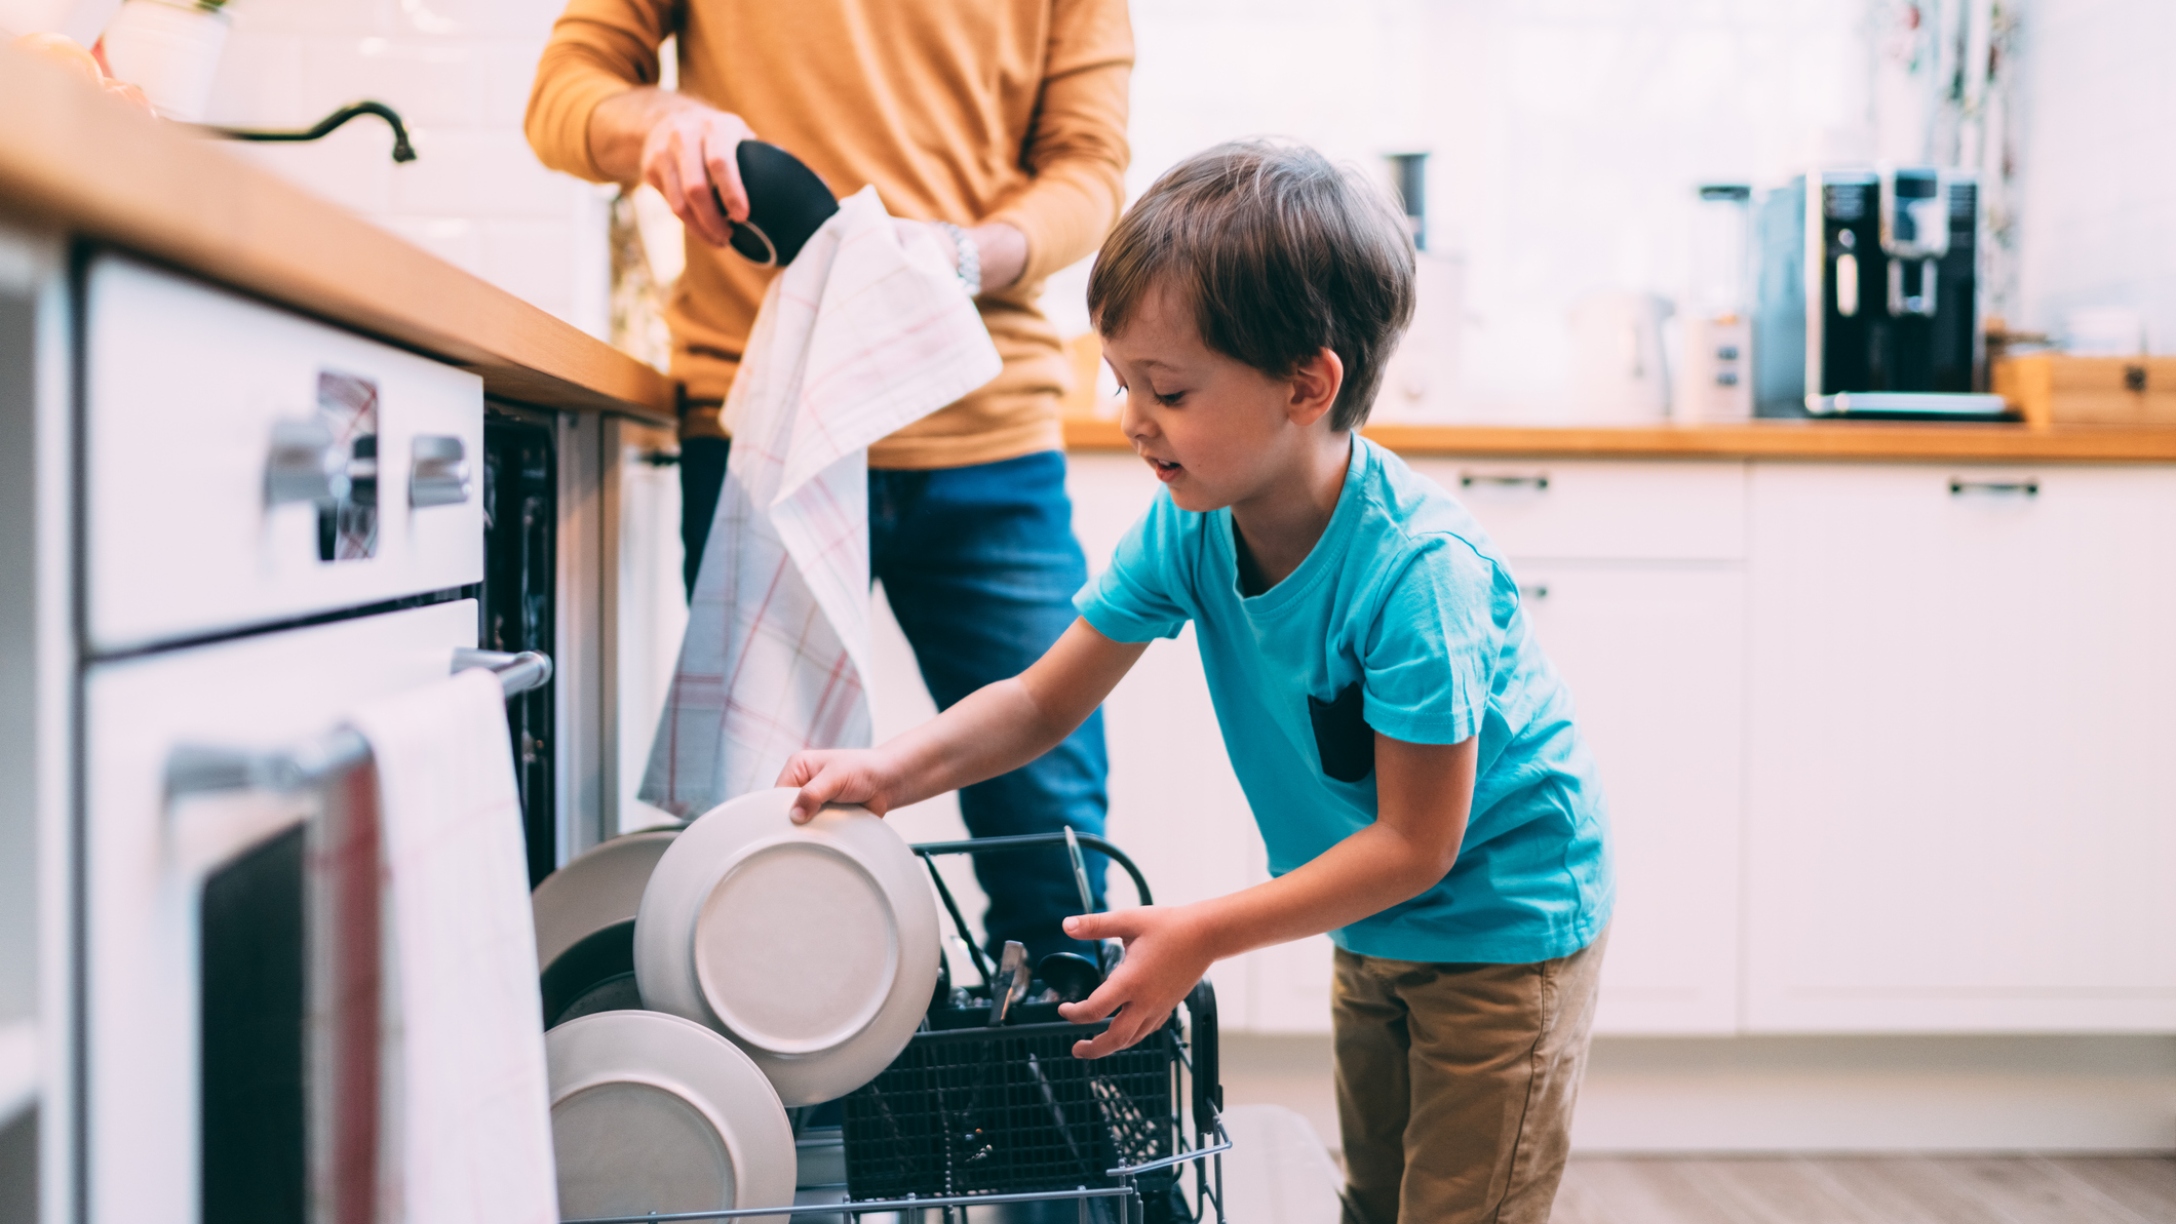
[967,221,1029,293]
[588,87,706,183]
[589,86,666,182]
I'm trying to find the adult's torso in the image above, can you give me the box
[670,0,1071,467]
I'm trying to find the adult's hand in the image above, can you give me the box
[589,87,755,249]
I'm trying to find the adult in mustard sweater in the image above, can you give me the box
[527,0,1132,961]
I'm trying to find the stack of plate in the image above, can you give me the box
[533,828,679,1027]
[531,788,942,1219]
[547,1011,796,1222]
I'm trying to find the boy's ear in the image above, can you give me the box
[1286,347,1345,429]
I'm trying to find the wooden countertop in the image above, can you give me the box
[1062,416,2176,463]
[0,53,674,422]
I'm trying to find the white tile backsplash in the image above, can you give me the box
[184,0,2169,368]
[230,126,397,216]
[2015,0,2176,351]
[481,219,577,316]
[199,0,607,339]
[379,215,484,274]
[1128,0,1874,419]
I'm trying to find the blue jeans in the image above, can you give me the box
[682,443,1108,962]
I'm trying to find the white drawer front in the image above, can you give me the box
[1403,457,1747,561]
[86,257,483,651]
[1745,462,2176,1032]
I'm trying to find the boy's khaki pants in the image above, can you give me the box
[1332,930,1608,1224]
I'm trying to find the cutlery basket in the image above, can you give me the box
[841,833,1226,1221]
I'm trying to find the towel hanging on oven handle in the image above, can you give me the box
[163,648,551,800]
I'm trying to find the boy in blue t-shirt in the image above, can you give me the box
[781,140,1614,1224]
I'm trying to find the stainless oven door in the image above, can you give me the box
[82,600,477,1224]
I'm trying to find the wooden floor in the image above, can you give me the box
[1553,1157,2176,1224]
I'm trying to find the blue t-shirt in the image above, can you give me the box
[1075,437,1613,964]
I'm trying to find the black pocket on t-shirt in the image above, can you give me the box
[1308,682,1375,783]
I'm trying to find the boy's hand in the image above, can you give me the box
[776,749,907,824]
[1055,906,1218,1059]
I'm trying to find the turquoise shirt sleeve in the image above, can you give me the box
[1074,492,1192,643]
[1359,536,1502,746]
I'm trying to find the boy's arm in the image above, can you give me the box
[780,619,1147,821]
[1058,731,1476,1058]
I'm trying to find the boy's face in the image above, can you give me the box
[1101,285,1341,514]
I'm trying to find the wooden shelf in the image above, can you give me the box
[1062,415,2176,463]
[0,52,674,423]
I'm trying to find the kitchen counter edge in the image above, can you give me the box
[0,57,674,423]
[1062,417,2176,463]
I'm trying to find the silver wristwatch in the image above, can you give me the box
[935,221,981,297]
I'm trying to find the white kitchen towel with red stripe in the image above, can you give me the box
[640,186,1001,815]
[351,668,557,1224]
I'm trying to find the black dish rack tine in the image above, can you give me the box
[842,835,1220,1221]
[918,854,997,987]
[1183,980,1220,1139]
[910,831,1156,909]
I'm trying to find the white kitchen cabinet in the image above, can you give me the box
[1415,455,1750,1036]
[1513,562,1745,1034]
[1403,458,1746,562]
[1744,463,2176,1032]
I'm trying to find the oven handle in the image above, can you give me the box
[164,649,552,800]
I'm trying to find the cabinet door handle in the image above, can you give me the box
[264,419,350,506]
[410,435,472,507]
[1949,478,2038,497]
[1461,472,1550,491]
[1518,583,1550,601]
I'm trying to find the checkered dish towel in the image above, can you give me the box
[640,186,1002,815]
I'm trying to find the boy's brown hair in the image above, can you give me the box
[1087,141,1417,432]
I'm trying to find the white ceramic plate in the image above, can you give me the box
[546,1010,795,1223]
[532,828,682,971]
[634,788,940,1106]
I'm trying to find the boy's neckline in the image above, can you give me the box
[1225,436,1365,603]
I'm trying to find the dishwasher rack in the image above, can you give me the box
[558,832,1230,1224]
[841,833,1230,1223]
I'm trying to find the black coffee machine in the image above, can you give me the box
[1751,168,2008,418]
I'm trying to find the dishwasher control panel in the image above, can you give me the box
[84,256,485,653]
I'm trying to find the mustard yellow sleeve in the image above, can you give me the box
[524,0,676,184]
[985,0,1134,286]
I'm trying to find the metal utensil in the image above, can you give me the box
[990,940,1030,1026]
[1064,826,1096,918]
[958,939,1034,1167]
[1036,951,1103,1005]
[1027,1053,1092,1177]
[1098,937,1126,975]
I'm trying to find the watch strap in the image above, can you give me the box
[935,221,981,296]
